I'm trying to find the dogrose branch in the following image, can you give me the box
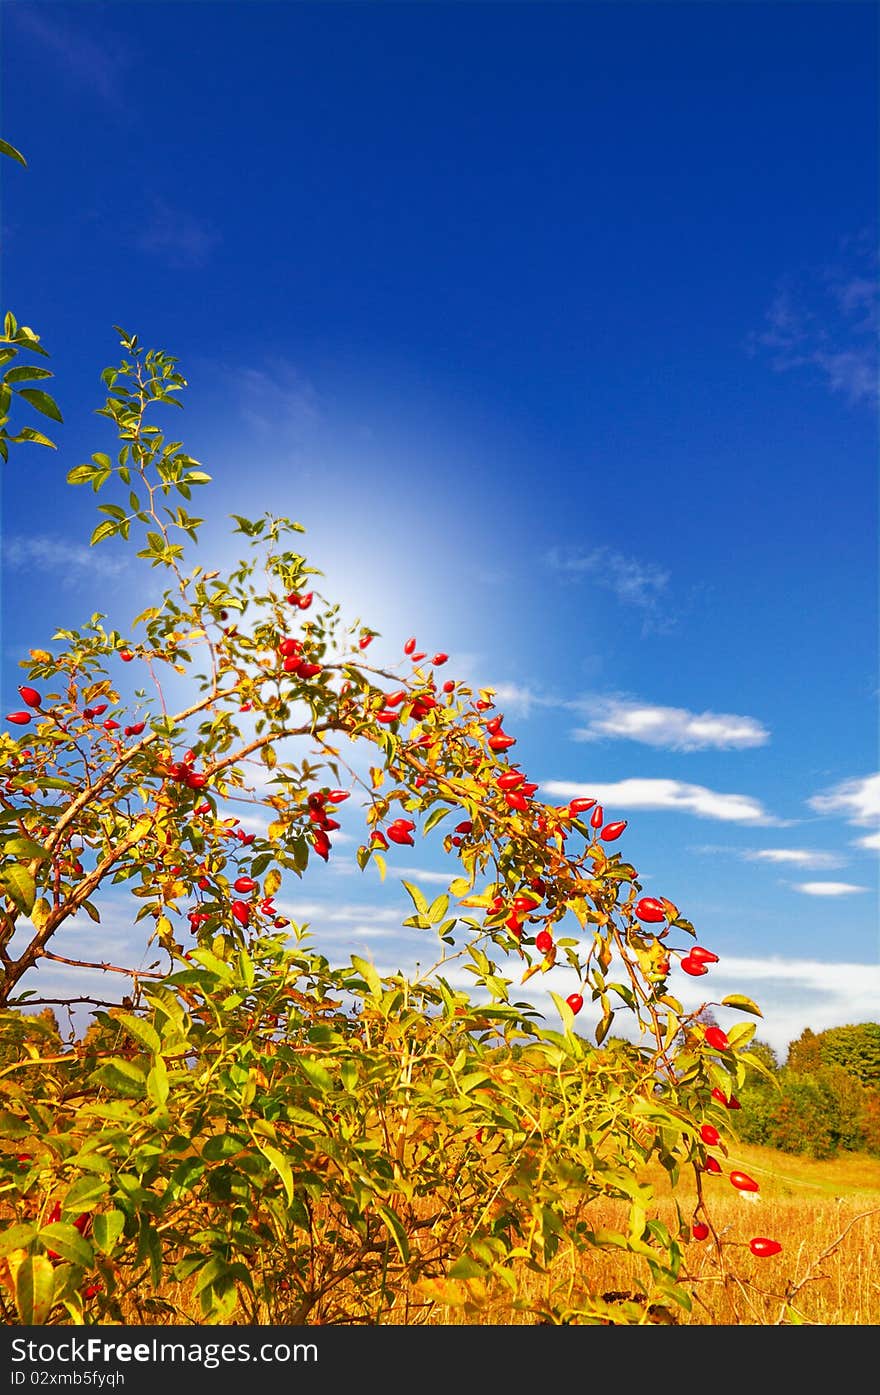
[0,696,349,1005]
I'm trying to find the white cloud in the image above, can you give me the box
[810,773,880,827]
[543,778,775,824]
[386,867,456,885]
[678,956,880,1058]
[489,683,553,719]
[855,831,880,852]
[746,848,844,869]
[572,698,769,751]
[3,535,128,583]
[793,881,870,897]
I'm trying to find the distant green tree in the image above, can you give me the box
[737,1063,871,1159]
[814,1024,880,1089]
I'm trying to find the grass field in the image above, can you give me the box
[425,1142,880,1326]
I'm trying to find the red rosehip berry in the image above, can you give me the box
[692,1222,710,1241]
[700,1124,721,1146]
[711,1087,741,1110]
[680,955,708,976]
[704,1026,730,1052]
[566,993,584,1015]
[387,819,415,846]
[18,686,41,707]
[601,820,627,841]
[749,1237,781,1257]
[634,897,666,923]
[535,930,554,954]
[689,945,720,965]
[730,1171,759,1193]
[497,771,524,791]
[488,733,516,752]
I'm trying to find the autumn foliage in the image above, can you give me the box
[0,138,784,1325]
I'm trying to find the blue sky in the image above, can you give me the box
[1,1,877,1056]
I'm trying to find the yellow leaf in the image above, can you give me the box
[30,898,51,932]
[267,822,286,842]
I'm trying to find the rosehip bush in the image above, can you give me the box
[0,140,778,1325]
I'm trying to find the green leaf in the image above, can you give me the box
[5,365,53,383]
[63,1176,109,1212]
[377,1204,410,1263]
[0,1109,31,1139]
[0,865,36,914]
[10,426,56,448]
[0,1222,36,1256]
[3,836,50,861]
[423,806,451,834]
[15,1254,55,1324]
[147,1056,169,1108]
[721,994,763,1018]
[113,1011,161,1055]
[91,1210,126,1256]
[256,1142,294,1206]
[401,880,429,916]
[90,520,118,546]
[39,1223,93,1269]
[0,139,27,167]
[298,1057,333,1092]
[351,954,382,998]
[17,387,63,422]
[91,1058,147,1097]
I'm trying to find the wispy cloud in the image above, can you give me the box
[2,535,128,584]
[571,698,769,751]
[809,772,880,827]
[546,545,673,634]
[745,848,844,870]
[386,867,455,885]
[543,778,776,824]
[750,236,878,407]
[690,844,844,869]
[133,198,221,269]
[8,5,132,108]
[855,831,880,852]
[488,683,557,719]
[235,362,321,440]
[793,881,870,897]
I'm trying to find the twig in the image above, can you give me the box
[775,1206,880,1324]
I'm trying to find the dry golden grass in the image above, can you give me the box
[424,1142,880,1326]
